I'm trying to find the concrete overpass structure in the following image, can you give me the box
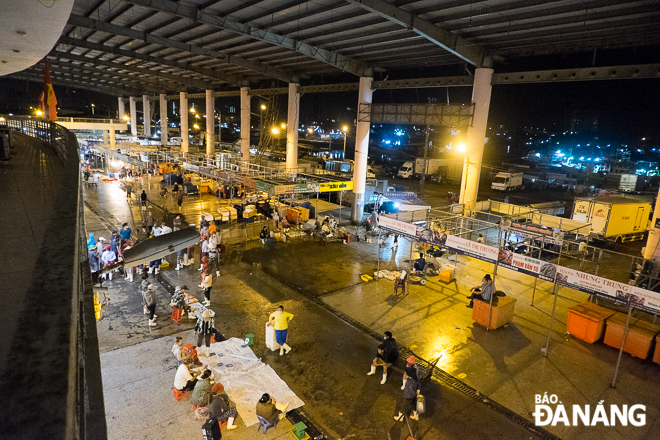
[1,1,660,438]
[2,0,656,222]
[5,0,658,221]
[57,117,128,150]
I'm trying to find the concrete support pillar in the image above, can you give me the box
[179,92,188,153]
[102,130,109,147]
[286,83,300,173]
[129,96,137,138]
[109,126,116,150]
[240,87,251,162]
[118,97,125,121]
[142,95,151,137]
[459,68,493,211]
[644,186,660,261]
[351,77,373,222]
[159,93,168,145]
[206,89,215,157]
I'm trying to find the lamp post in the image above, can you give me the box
[342,125,348,159]
[91,103,95,115]
[260,104,267,146]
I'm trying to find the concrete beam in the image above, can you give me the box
[491,63,660,84]
[51,51,215,90]
[125,0,371,77]
[143,63,660,101]
[345,0,486,66]
[18,66,148,95]
[57,36,248,87]
[43,59,172,93]
[8,72,140,97]
[57,119,128,131]
[67,14,295,83]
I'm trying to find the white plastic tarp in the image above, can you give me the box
[204,338,304,427]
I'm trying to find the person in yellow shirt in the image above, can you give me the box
[267,305,294,356]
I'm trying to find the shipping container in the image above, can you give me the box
[571,196,652,242]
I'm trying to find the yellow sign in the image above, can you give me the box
[319,181,353,192]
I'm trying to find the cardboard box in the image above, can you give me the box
[604,315,660,359]
[566,302,616,343]
[472,296,517,330]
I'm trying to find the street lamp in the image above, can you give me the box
[193,124,200,130]
[271,127,279,135]
[123,114,130,121]
[259,104,267,146]
[342,125,348,159]
[36,110,43,117]
[91,103,95,115]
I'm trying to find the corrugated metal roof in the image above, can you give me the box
[12,0,660,95]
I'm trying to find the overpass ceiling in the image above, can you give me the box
[7,0,660,96]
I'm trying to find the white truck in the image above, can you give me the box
[571,196,652,243]
[491,172,523,191]
[397,158,452,179]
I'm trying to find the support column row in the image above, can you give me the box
[143,95,151,138]
[240,88,250,161]
[459,68,493,211]
[351,77,373,222]
[180,92,189,153]
[286,83,300,174]
[206,89,215,157]
[160,93,168,146]
[129,96,137,138]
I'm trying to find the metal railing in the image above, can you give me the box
[0,117,107,439]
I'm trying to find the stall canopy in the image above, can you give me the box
[378,191,431,212]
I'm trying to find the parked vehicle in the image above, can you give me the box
[491,172,524,191]
[397,161,415,178]
[571,196,652,243]
[397,158,455,179]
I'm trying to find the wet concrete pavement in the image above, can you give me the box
[85,179,547,439]
[85,175,660,440]
[241,234,660,440]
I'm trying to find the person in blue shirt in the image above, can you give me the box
[120,223,131,242]
[413,253,426,272]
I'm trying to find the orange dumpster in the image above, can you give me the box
[566,302,615,343]
[653,336,660,365]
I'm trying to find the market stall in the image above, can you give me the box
[200,338,305,427]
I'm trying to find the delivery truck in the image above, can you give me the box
[571,196,652,243]
[491,172,524,191]
[397,158,461,179]
[604,173,640,192]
